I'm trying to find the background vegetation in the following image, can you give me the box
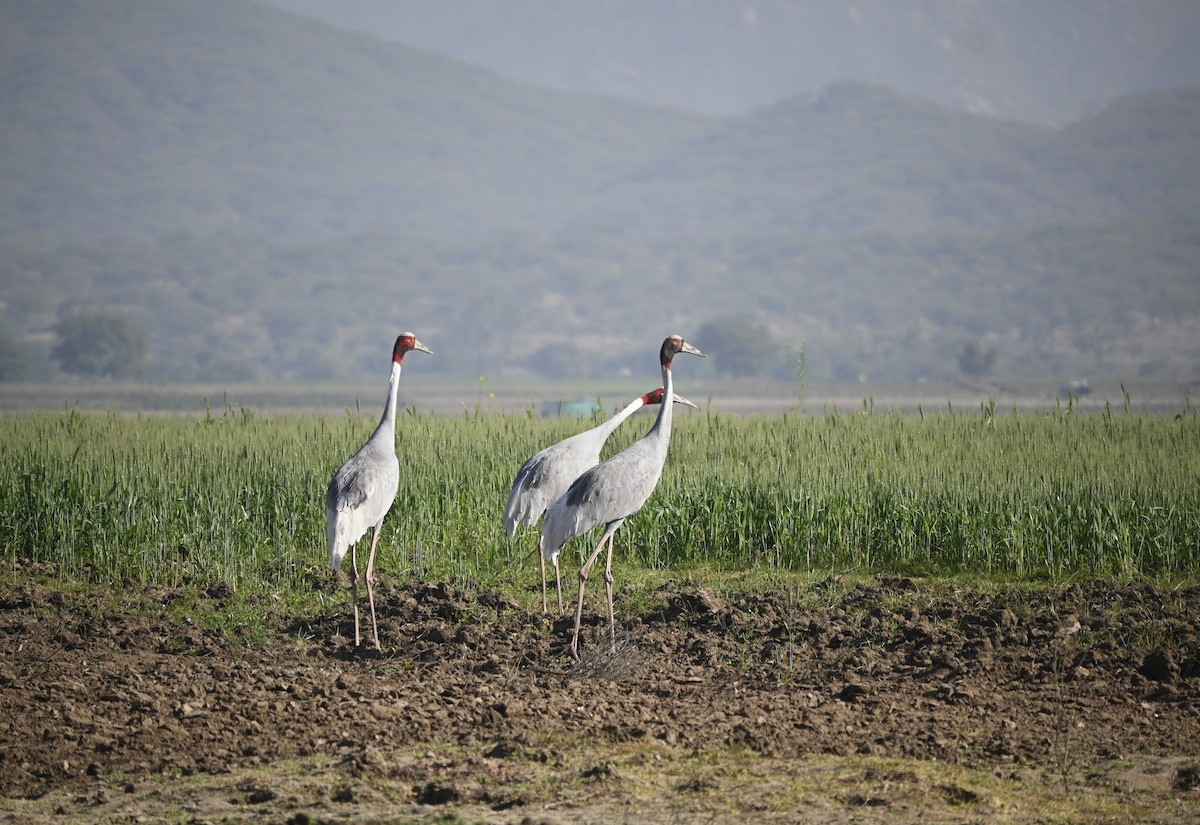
[2,407,1196,602]
[1,1,1198,385]
[3,217,1197,383]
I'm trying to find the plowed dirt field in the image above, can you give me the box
[2,570,1198,822]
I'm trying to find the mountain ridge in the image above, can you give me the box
[0,0,1197,384]
[3,0,1199,246]
[258,0,1200,126]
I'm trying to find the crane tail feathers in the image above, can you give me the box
[327,509,353,572]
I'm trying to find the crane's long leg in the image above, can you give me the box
[571,521,620,661]
[603,532,617,653]
[365,525,383,650]
[554,553,563,616]
[539,535,548,615]
[350,542,361,647]
[538,535,564,616]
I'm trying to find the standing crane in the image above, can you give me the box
[541,335,704,659]
[326,331,432,649]
[505,387,698,615]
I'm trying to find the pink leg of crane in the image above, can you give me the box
[349,542,361,647]
[364,525,383,649]
[602,532,617,653]
[539,535,548,615]
[539,534,564,616]
[570,521,621,660]
[554,554,564,616]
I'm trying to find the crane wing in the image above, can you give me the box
[326,451,400,571]
[504,438,601,533]
[504,452,549,533]
[326,450,399,517]
[553,439,663,534]
[327,464,371,513]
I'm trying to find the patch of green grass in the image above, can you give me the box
[1,406,1197,606]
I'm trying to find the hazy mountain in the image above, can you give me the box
[575,83,1200,235]
[2,0,1197,245]
[257,0,1200,125]
[0,0,1197,385]
[0,0,711,244]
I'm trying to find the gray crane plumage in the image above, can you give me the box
[326,331,432,649]
[505,386,697,614]
[541,335,704,659]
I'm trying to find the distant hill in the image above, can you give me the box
[0,0,710,244]
[0,0,1197,385]
[576,83,1200,235]
[259,0,1200,126]
[2,1,1199,245]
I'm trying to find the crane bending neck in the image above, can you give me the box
[595,396,646,440]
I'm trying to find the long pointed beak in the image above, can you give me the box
[413,339,433,355]
[672,393,699,409]
[682,342,705,357]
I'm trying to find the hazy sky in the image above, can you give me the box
[258,0,1200,124]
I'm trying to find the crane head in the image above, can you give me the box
[641,387,699,409]
[393,332,434,362]
[660,335,705,367]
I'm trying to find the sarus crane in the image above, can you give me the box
[326,331,432,649]
[541,335,704,659]
[505,387,697,615]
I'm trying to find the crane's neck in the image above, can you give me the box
[649,359,675,447]
[369,360,403,447]
[593,396,646,441]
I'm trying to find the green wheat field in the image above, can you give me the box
[2,398,1198,606]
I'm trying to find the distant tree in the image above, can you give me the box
[956,339,997,378]
[53,312,148,378]
[697,316,778,377]
[0,333,35,381]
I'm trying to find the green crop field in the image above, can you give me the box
[2,403,1198,603]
